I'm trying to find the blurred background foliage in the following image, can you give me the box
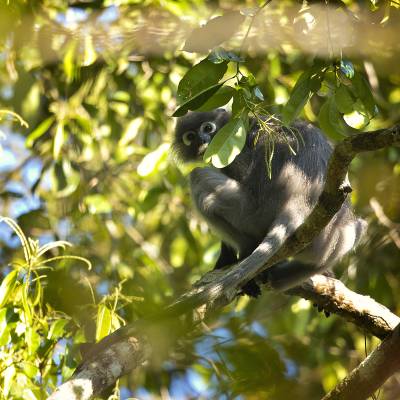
[0,0,399,399]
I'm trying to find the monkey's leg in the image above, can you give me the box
[257,260,323,291]
[214,242,238,270]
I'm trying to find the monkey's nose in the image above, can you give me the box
[199,132,211,144]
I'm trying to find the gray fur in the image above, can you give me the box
[174,110,366,292]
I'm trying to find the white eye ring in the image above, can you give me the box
[200,121,217,135]
[182,131,195,146]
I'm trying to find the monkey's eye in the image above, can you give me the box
[200,121,217,135]
[182,131,196,146]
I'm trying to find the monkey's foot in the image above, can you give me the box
[240,279,262,298]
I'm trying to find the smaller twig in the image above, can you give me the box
[370,197,400,249]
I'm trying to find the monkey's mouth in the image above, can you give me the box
[198,143,208,155]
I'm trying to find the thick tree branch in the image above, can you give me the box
[48,125,400,400]
[288,275,400,339]
[322,323,400,400]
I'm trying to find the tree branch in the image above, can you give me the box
[322,323,400,400]
[288,275,400,339]
[48,124,400,400]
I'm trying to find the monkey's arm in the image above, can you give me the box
[190,167,258,257]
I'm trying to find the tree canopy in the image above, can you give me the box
[0,1,399,399]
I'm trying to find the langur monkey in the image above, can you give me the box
[173,109,366,296]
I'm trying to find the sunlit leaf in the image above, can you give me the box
[343,110,370,129]
[0,269,18,308]
[96,304,112,341]
[83,35,97,66]
[26,117,55,148]
[0,109,28,127]
[2,365,16,397]
[47,319,69,340]
[85,194,112,214]
[26,327,40,356]
[204,117,247,168]
[53,122,65,160]
[137,143,170,177]
[63,40,78,82]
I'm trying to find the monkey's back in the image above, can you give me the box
[220,121,332,242]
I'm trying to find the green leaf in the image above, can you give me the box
[318,98,347,141]
[21,286,32,325]
[176,58,228,105]
[232,90,247,117]
[47,319,69,340]
[334,85,354,114]
[282,69,323,125]
[84,194,112,214]
[204,117,247,168]
[53,122,65,160]
[0,269,18,308]
[0,308,11,346]
[22,362,39,379]
[26,327,40,355]
[96,304,112,341]
[63,40,78,83]
[83,35,97,66]
[197,86,235,111]
[2,365,16,397]
[173,83,223,117]
[52,160,80,198]
[137,143,170,177]
[351,72,377,118]
[32,278,42,306]
[343,109,370,129]
[26,117,55,148]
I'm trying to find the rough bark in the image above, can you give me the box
[322,323,400,400]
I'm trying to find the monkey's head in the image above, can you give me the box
[173,109,230,162]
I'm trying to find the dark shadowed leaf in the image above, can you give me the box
[351,72,377,118]
[282,69,323,125]
[318,98,347,141]
[197,86,235,111]
[176,58,228,104]
[173,58,228,116]
[232,90,246,117]
[334,85,354,114]
[173,83,224,116]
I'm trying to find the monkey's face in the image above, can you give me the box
[173,109,230,162]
